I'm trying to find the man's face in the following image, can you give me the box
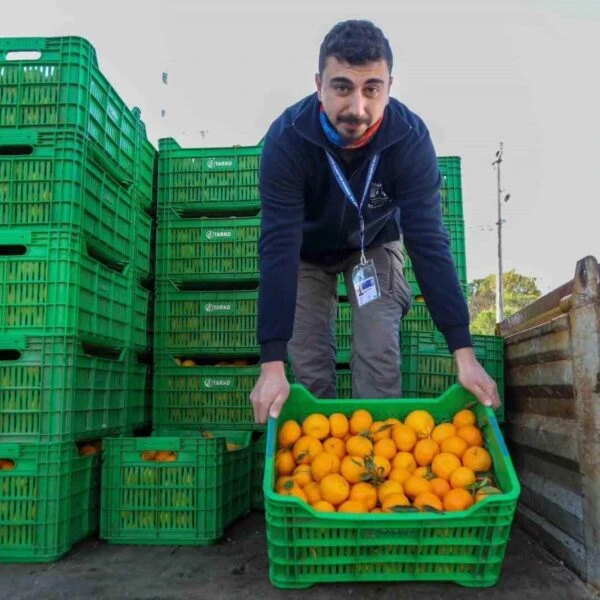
[316,56,392,144]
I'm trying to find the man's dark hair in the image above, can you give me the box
[318,20,393,75]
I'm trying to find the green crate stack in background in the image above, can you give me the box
[103,136,261,545]
[0,35,155,562]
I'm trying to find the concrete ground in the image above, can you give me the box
[1,511,598,600]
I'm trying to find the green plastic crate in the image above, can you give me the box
[0,229,143,348]
[264,384,520,589]
[152,356,260,429]
[336,368,352,398]
[405,218,466,296]
[337,302,351,363]
[402,284,469,334]
[156,214,259,283]
[100,430,252,545]
[131,285,153,352]
[0,441,100,562]
[158,137,261,213]
[134,209,154,276]
[133,109,157,210]
[0,36,151,187]
[0,335,150,442]
[154,287,259,355]
[438,157,464,220]
[402,332,505,422]
[251,432,266,510]
[0,129,145,262]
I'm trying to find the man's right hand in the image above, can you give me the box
[250,361,290,424]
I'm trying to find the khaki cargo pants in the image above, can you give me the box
[287,241,412,399]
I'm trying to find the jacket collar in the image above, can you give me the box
[292,92,413,155]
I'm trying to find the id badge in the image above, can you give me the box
[352,259,381,307]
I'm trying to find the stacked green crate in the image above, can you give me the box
[0,35,155,561]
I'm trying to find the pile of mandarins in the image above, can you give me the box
[274,407,502,514]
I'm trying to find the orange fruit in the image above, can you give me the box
[370,421,392,442]
[155,451,176,462]
[349,409,373,435]
[414,492,444,511]
[415,466,434,478]
[370,508,383,514]
[350,482,378,511]
[381,493,411,512]
[391,424,417,452]
[275,450,296,476]
[462,446,492,472]
[310,452,341,482]
[329,413,350,439]
[181,359,196,367]
[384,417,402,427]
[275,476,295,492]
[302,413,330,440]
[431,423,457,444]
[440,435,469,458]
[340,455,368,484]
[278,420,302,448]
[312,500,336,512]
[450,466,476,489]
[373,438,397,461]
[338,500,368,513]
[393,452,417,472]
[431,453,461,481]
[457,425,483,448]
[377,480,405,504]
[404,410,435,439]
[278,481,307,501]
[346,435,374,458]
[292,436,323,465]
[429,478,451,499]
[388,467,412,485]
[343,433,352,443]
[403,475,432,499]
[79,444,98,456]
[475,486,503,503]
[320,473,350,506]
[413,439,440,466]
[304,481,322,504]
[453,409,477,429]
[323,437,346,460]
[372,455,391,479]
[443,488,474,511]
[141,450,157,461]
[292,464,313,487]
[0,459,15,471]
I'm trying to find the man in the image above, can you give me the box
[251,20,500,424]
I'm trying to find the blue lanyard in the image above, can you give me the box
[326,151,380,264]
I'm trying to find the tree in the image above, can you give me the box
[468,270,542,335]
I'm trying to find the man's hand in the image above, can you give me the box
[454,347,501,410]
[250,361,290,424]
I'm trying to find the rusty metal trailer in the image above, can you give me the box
[497,255,600,591]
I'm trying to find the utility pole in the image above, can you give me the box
[492,142,510,324]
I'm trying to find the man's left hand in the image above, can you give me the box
[454,347,501,410]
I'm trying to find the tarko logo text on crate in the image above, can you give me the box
[207,158,233,169]
[204,303,232,312]
[206,230,232,240]
[203,378,232,388]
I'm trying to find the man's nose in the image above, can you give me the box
[348,91,367,118]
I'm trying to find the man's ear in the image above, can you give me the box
[315,73,323,101]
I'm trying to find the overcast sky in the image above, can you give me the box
[3,0,599,293]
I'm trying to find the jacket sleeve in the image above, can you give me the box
[395,126,473,352]
[257,133,306,362]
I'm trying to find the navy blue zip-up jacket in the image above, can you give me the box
[258,92,472,363]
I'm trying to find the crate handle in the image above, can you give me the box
[0,444,21,460]
[135,438,181,452]
[0,37,47,60]
[0,230,32,247]
[0,37,99,68]
[88,142,134,189]
[0,335,27,351]
[0,130,39,149]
